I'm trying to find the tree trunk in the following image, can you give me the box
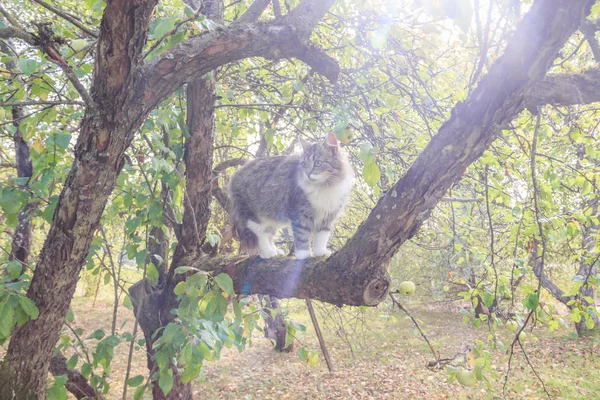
[139,0,224,397]
[263,296,294,352]
[574,204,600,336]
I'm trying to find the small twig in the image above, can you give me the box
[0,100,86,107]
[306,299,334,373]
[142,9,204,60]
[43,46,96,108]
[389,291,439,362]
[32,0,99,38]
[0,4,25,31]
[518,340,552,398]
[440,197,482,203]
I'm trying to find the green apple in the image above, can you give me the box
[456,369,477,387]
[519,331,526,341]
[399,281,416,297]
[506,320,518,332]
[337,130,353,144]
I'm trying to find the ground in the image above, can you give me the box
[54,294,600,400]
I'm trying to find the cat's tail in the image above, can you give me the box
[228,188,259,256]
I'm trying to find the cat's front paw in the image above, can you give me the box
[313,248,332,257]
[259,247,279,259]
[295,249,311,260]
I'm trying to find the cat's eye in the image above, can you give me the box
[315,160,322,166]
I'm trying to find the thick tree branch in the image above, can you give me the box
[140,20,339,110]
[152,0,596,308]
[525,68,600,108]
[94,0,159,111]
[282,0,336,37]
[238,0,271,22]
[0,26,35,42]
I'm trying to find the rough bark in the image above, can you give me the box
[574,221,600,336]
[48,354,97,400]
[142,0,224,397]
[0,39,98,399]
[0,1,159,398]
[0,40,33,268]
[525,67,600,109]
[263,296,293,352]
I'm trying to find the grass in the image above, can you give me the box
[57,294,600,400]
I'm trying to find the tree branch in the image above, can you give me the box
[94,0,159,110]
[0,26,36,43]
[238,0,272,23]
[172,0,224,265]
[49,353,97,400]
[31,0,99,38]
[140,20,339,110]
[525,67,600,109]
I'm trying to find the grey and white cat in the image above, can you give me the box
[228,133,354,259]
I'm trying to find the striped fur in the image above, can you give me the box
[228,134,353,259]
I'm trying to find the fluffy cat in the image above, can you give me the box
[228,133,354,259]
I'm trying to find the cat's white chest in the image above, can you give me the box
[301,174,354,221]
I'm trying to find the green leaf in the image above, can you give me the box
[362,162,381,187]
[0,301,15,338]
[214,273,234,295]
[6,259,22,280]
[153,17,177,38]
[180,363,201,383]
[359,143,376,164]
[133,385,146,400]
[586,316,595,329]
[65,308,74,323]
[15,306,29,328]
[174,266,197,275]
[307,351,319,367]
[158,371,174,396]
[67,354,79,370]
[123,295,133,310]
[297,346,308,362]
[17,59,38,75]
[174,281,186,296]
[127,375,145,387]
[54,133,71,150]
[161,323,179,344]
[47,375,67,400]
[523,293,539,311]
[147,263,159,285]
[232,299,242,321]
[89,328,105,340]
[19,296,39,320]
[0,189,24,215]
[81,363,92,379]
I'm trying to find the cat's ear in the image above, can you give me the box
[324,132,338,154]
[299,137,311,153]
